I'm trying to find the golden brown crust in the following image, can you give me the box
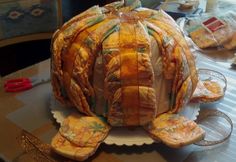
[144,113,205,148]
[59,114,110,147]
[145,18,198,113]
[51,7,105,114]
[191,80,224,103]
[51,133,99,161]
[51,2,198,122]
[51,114,110,161]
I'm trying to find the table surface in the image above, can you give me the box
[1,50,236,162]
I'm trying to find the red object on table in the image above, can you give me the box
[4,78,33,92]
[202,17,226,33]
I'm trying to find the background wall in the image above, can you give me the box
[0,0,162,76]
[0,0,105,76]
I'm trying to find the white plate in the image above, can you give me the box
[50,96,200,146]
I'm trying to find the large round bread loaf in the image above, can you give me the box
[51,0,198,126]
